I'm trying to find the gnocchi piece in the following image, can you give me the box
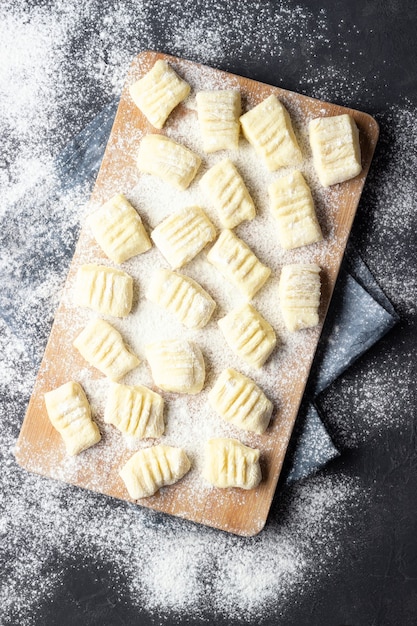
[137,134,201,190]
[206,229,271,299]
[208,368,273,434]
[196,90,241,152]
[218,303,277,368]
[44,381,101,456]
[268,171,322,250]
[151,206,216,269]
[146,339,205,394]
[129,59,190,129]
[73,264,133,318]
[147,269,216,329]
[309,114,362,187]
[240,94,302,171]
[279,263,321,331]
[88,193,151,264]
[120,445,191,499]
[73,318,140,381]
[199,158,256,229]
[104,382,164,439]
[203,438,261,490]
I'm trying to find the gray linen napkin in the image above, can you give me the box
[0,100,398,484]
[285,253,398,483]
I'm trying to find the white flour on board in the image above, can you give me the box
[0,0,415,623]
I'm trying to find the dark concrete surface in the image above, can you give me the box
[1,1,417,624]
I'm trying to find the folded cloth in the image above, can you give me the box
[0,100,398,484]
[285,251,399,483]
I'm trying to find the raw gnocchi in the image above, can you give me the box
[151,206,216,269]
[147,268,216,329]
[137,134,201,190]
[208,368,273,434]
[199,158,256,229]
[207,229,271,299]
[73,264,133,318]
[218,303,277,368]
[146,339,205,394]
[240,94,302,171]
[129,59,190,129]
[73,318,140,381]
[279,263,321,331]
[203,438,261,490]
[309,114,362,187]
[104,382,165,439]
[88,193,152,264]
[44,381,101,456]
[120,444,191,499]
[196,90,241,152]
[268,171,322,250]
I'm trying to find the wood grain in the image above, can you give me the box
[15,51,379,536]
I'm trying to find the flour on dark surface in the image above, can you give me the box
[0,0,415,624]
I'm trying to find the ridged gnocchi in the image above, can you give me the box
[120,445,191,499]
[208,368,273,434]
[207,229,271,299]
[44,381,101,456]
[196,90,241,152]
[151,206,216,269]
[104,382,165,439]
[137,134,201,190]
[199,158,256,229]
[309,114,362,187]
[73,264,133,318]
[218,303,277,368]
[147,269,216,329]
[203,438,261,490]
[279,263,321,331]
[146,339,205,394]
[268,171,322,250]
[129,60,190,129]
[240,94,302,171]
[88,193,152,264]
[73,318,140,381]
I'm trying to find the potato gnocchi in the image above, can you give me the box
[37,57,369,524]
[120,444,191,499]
[151,206,216,269]
[268,171,322,250]
[129,60,190,129]
[218,303,277,368]
[73,264,133,318]
[207,229,271,299]
[203,438,261,490]
[240,94,302,171]
[309,114,362,187]
[44,381,101,456]
[137,134,201,190]
[279,263,321,331]
[196,90,241,152]
[88,193,152,264]
[104,382,165,439]
[199,158,256,229]
[73,318,140,381]
[208,368,273,434]
[147,268,216,329]
[146,339,205,394]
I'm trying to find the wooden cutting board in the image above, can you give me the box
[15,51,379,536]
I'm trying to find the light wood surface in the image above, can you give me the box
[15,51,379,536]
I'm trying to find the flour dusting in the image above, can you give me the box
[0,0,411,623]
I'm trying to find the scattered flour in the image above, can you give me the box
[1,342,364,622]
[0,0,414,623]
